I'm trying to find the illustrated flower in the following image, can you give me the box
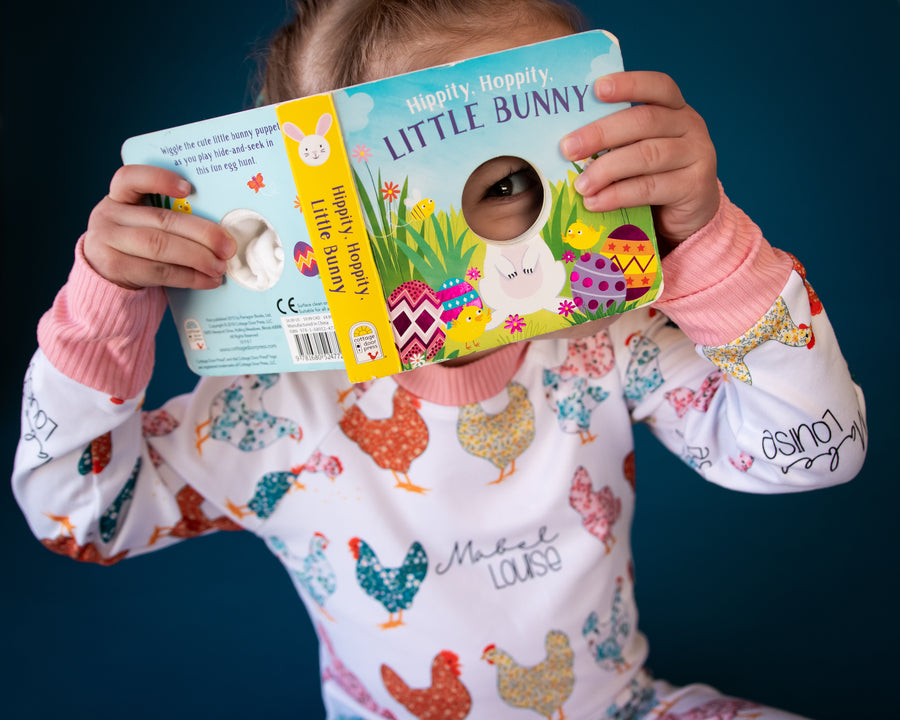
[562,250,576,264]
[503,314,526,334]
[351,144,373,163]
[293,195,303,210]
[466,266,482,281]
[381,180,400,202]
[408,351,426,368]
[558,299,576,317]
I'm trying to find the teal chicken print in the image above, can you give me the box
[194,374,302,454]
[270,534,337,620]
[227,465,306,520]
[349,537,428,630]
[582,576,632,674]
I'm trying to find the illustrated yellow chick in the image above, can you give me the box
[445,306,492,349]
[563,220,604,250]
[172,197,192,214]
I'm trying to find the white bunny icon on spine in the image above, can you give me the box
[282,113,332,166]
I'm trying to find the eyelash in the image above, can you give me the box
[483,168,537,199]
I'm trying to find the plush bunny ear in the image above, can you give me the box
[282,121,305,141]
[315,113,333,137]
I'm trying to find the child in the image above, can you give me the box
[12,1,866,719]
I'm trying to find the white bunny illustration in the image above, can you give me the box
[282,113,332,166]
[479,229,567,329]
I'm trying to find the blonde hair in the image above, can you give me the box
[260,0,585,104]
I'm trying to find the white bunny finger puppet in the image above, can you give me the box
[282,113,332,166]
[479,228,567,330]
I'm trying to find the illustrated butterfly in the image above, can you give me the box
[247,173,265,193]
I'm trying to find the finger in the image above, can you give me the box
[91,190,237,263]
[562,103,689,162]
[593,71,686,109]
[578,169,686,215]
[105,201,237,261]
[573,137,695,197]
[98,247,226,290]
[108,164,193,205]
[102,222,231,280]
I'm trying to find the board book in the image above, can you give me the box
[122,30,662,383]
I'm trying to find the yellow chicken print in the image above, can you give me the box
[445,306,492,349]
[457,381,535,484]
[172,198,192,214]
[563,220,605,250]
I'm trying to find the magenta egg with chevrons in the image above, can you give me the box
[386,280,445,362]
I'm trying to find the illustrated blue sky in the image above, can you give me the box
[332,31,627,214]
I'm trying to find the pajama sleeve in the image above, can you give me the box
[12,240,241,564]
[611,187,867,492]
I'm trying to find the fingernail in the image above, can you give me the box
[561,135,582,160]
[596,76,614,97]
[574,173,591,195]
[176,181,192,197]
[220,232,238,259]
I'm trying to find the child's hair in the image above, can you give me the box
[260,0,586,104]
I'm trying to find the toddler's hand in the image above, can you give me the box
[83,165,236,290]
[560,71,719,244]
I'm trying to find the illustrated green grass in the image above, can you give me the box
[355,162,662,364]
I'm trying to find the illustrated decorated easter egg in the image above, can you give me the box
[600,224,657,301]
[293,241,318,277]
[436,277,482,324]
[570,252,628,313]
[387,280,445,362]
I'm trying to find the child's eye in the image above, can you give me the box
[483,168,539,199]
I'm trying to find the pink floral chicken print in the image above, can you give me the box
[318,624,398,719]
[652,698,762,720]
[664,371,723,418]
[569,465,622,554]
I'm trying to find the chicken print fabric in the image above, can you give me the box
[12,253,866,720]
[456,381,535,484]
[582,576,632,675]
[482,630,575,718]
[340,386,430,493]
[381,651,472,720]
[269,533,337,618]
[350,538,428,629]
[570,465,622,554]
[194,373,302,454]
[702,296,813,385]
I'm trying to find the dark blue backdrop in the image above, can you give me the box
[2,1,897,718]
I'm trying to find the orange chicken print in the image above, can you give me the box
[339,387,429,493]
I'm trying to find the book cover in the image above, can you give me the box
[122,30,662,383]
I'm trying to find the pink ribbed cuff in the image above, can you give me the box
[654,185,793,346]
[37,237,168,399]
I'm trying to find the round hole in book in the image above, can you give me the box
[220,208,285,291]
[460,156,549,243]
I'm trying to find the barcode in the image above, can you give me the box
[290,330,341,362]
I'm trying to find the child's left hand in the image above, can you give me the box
[560,71,719,244]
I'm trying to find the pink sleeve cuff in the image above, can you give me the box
[654,183,793,346]
[37,236,168,399]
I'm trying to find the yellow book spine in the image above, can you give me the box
[276,94,400,382]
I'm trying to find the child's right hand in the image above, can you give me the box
[83,165,236,291]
